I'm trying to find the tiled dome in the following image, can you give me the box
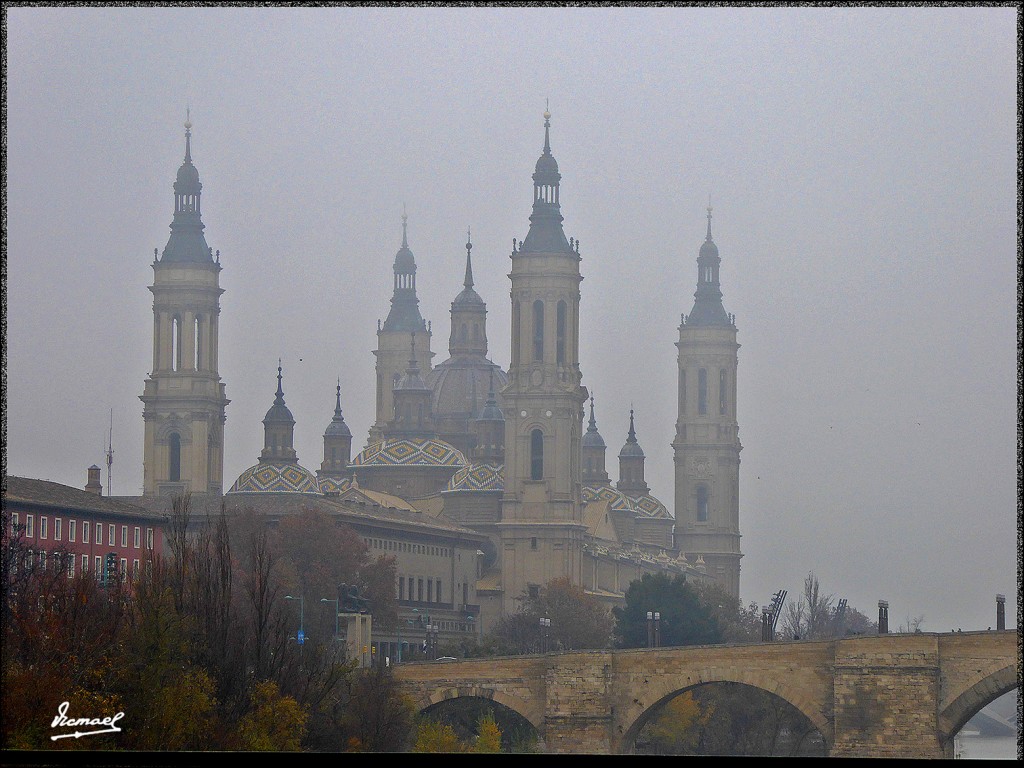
[632,493,671,519]
[351,436,468,468]
[446,463,504,492]
[317,475,353,494]
[583,484,639,514]
[228,462,321,495]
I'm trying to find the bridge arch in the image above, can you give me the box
[938,664,1018,742]
[617,670,832,754]
[416,685,542,732]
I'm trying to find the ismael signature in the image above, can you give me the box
[50,701,125,740]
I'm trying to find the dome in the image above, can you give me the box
[445,463,504,492]
[227,462,321,495]
[394,244,416,273]
[582,428,606,449]
[699,238,719,259]
[453,285,485,308]
[618,441,645,458]
[631,493,671,519]
[534,152,559,176]
[427,360,508,419]
[264,401,294,423]
[318,475,352,494]
[175,161,201,190]
[583,484,639,514]
[324,418,351,438]
[351,436,468,468]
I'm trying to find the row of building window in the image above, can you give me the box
[398,575,444,603]
[366,538,449,558]
[10,514,153,549]
[17,548,145,580]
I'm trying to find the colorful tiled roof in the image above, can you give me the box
[632,493,671,519]
[351,437,467,468]
[317,476,353,494]
[583,484,638,513]
[227,462,321,495]
[445,463,504,492]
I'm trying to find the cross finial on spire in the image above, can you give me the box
[334,378,343,417]
[543,101,552,153]
[706,198,714,242]
[183,109,193,163]
[627,407,637,443]
[401,205,408,248]
[587,394,598,431]
[275,360,285,404]
[464,227,475,288]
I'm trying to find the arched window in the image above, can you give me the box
[512,301,521,366]
[530,429,544,480]
[697,485,709,522]
[459,324,468,341]
[171,316,181,372]
[194,316,202,370]
[698,368,708,415]
[556,300,566,365]
[532,301,544,361]
[472,323,479,340]
[719,369,727,415]
[680,370,687,414]
[168,433,181,482]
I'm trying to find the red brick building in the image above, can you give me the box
[4,470,166,583]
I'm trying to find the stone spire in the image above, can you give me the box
[449,227,487,357]
[160,114,213,264]
[617,408,649,495]
[391,332,434,436]
[685,204,732,327]
[320,379,352,478]
[519,107,573,254]
[261,361,298,464]
[383,208,426,332]
[582,395,610,485]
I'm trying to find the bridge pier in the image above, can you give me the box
[831,635,947,758]
[542,652,614,753]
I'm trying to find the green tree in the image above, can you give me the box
[236,680,308,751]
[337,661,416,752]
[613,572,722,648]
[638,690,712,754]
[413,719,468,753]
[490,576,613,653]
[473,711,503,753]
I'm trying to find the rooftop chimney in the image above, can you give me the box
[86,465,103,496]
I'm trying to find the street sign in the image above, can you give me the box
[297,630,305,645]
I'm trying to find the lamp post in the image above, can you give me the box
[654,611,661,648]
[285,595,305,645]
[320,597,339,641]
[539,616,551,653]
[647,611,654,648]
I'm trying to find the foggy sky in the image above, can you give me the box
[5,6,1019,634]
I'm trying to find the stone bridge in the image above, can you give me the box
[394,630,1019,756]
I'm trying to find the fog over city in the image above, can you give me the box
[5,6,1018,635]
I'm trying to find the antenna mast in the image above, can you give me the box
[106,409,114,496]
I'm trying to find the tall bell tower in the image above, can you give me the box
[672,207,742,599]
[370,211,433,443]
[498,109,588,614]
[140,117,229,496]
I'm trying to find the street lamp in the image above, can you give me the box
[539,616,551,653]
[320,597,339,641]
[647,611,654,648]
[654,612,661,648]
[285,595,305,645]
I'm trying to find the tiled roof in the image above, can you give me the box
[3,476,165,521]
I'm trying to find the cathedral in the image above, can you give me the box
[126,110,743,653]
